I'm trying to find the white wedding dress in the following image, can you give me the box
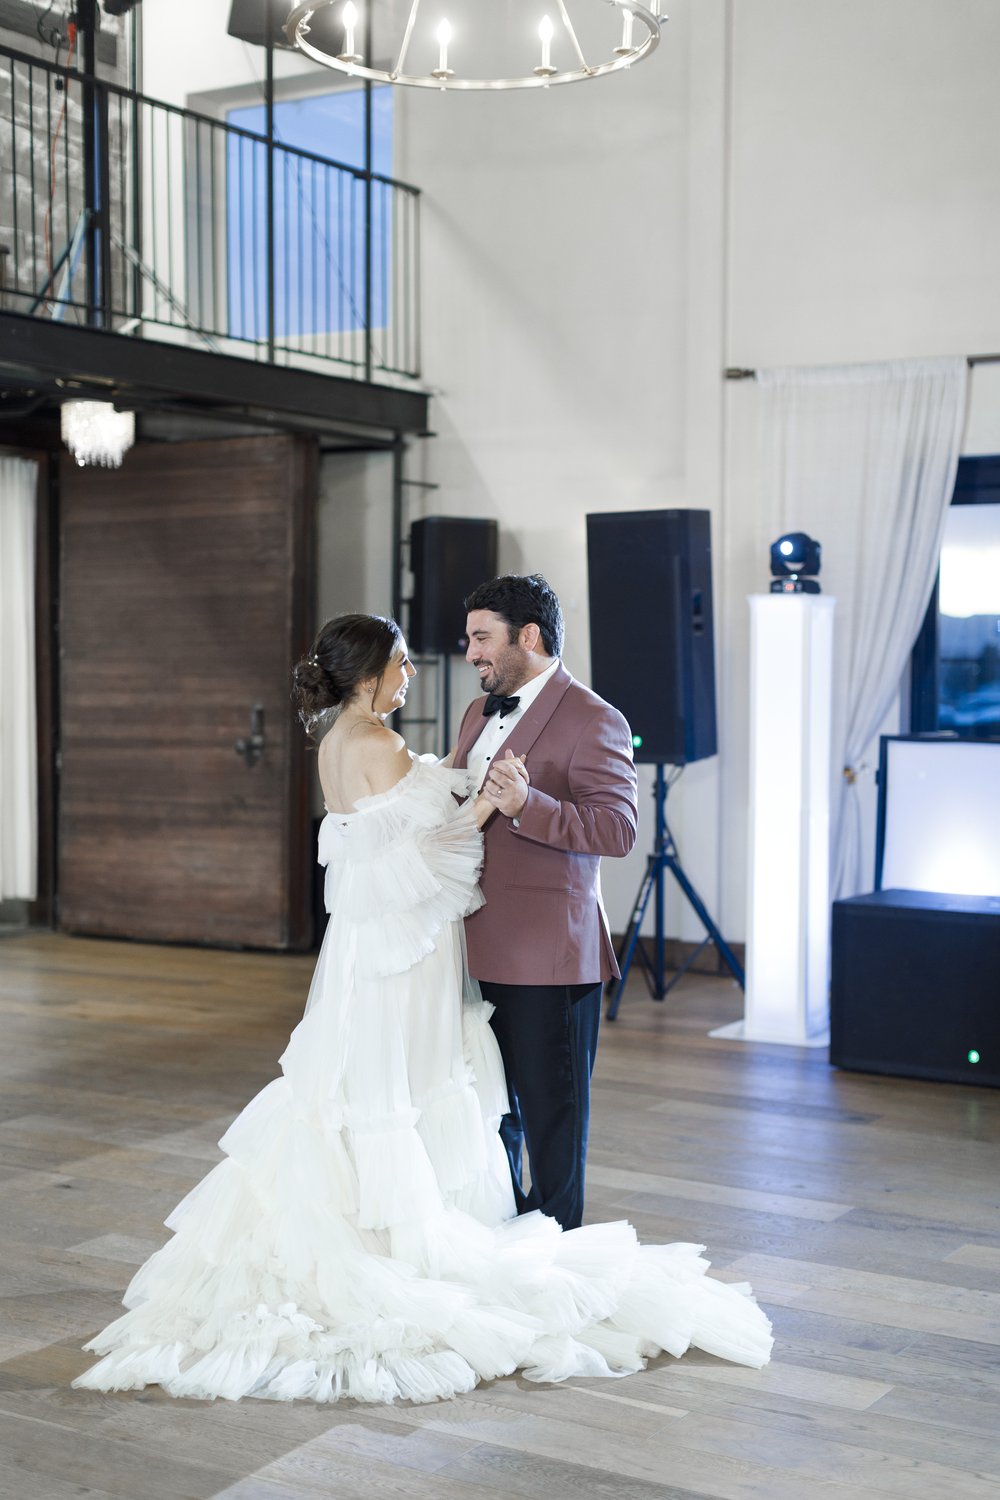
[74,758,772,1402]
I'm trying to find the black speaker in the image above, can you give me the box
[586,509,717,765]
[227,0,296,47]
[409,517,498,655]
[830,890,1000,1087]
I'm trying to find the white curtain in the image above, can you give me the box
[757,359,968,899]
[0,456,39,901]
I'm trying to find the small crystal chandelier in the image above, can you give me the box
[285,1,663,91]
[60,400,136,468]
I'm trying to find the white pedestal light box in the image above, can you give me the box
[717,594,836,1045]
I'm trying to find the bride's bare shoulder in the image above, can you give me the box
[355,723,411,790]
[319,721,410,808]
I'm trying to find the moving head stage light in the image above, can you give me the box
[770,531,822,594]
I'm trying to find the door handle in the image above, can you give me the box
[234,704,266,768]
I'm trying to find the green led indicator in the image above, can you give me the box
[632,734,643,749]
[968,1049,981,1065]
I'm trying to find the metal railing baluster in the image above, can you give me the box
[0,41,421,380]
[10,63,19,304]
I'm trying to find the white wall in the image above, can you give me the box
[964,365,1000,456]
[141,1,1000,940]
[727,0,1000,368]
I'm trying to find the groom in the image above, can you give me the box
[453,573,638,1231]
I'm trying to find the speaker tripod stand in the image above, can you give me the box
[606,764,745,1019]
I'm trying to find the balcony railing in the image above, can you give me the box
[0,42,421,382]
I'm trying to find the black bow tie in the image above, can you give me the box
[483,693,521,719]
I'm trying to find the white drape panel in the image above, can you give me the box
[757,359,968,899]
[0,456,38,901]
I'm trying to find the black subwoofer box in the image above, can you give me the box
[830,889,1000,1087]
[586,509,717,765]
[409,517,498,655]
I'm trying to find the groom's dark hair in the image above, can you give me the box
[464,573,564,658]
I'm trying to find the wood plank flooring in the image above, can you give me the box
[1,930,999,1500]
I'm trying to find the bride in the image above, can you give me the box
[73,612,772,1403]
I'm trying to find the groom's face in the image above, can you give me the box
[465,609,531,696]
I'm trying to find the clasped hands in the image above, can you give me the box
[481,750,529,818]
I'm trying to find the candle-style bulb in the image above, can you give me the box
[432,16,454,80]
[535,12,556,76]
[615,6,635,56]
[339,1,361,63]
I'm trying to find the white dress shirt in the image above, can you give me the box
[466,657,560,791]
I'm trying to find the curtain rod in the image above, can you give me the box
[724,354,1000,380]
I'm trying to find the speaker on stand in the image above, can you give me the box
[403,516,498,753]
[586,509,743,1015]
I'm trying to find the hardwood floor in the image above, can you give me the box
[2,930,999,1500]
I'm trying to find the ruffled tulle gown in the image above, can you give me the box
[73,758,772,1402]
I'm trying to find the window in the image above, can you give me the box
[911,457,1000,739]
[225,85,393,344]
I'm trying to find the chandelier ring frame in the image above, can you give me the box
[283,1,662,91]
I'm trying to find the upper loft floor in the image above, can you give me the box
[0,12,428,443]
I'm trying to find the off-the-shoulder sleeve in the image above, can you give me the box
[329,760,483,979]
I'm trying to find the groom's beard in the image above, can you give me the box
[473,644,529,697]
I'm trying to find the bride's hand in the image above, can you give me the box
[473,791,496,828]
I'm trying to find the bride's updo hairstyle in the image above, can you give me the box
[293,613,403,736]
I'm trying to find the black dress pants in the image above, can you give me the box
[479,980,602,1232]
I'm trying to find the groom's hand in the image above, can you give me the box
[484,751,529,818]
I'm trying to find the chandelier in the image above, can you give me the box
[60,400,136,468]
[284,2,663,91]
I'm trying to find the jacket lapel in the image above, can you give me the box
[454,662,573,773]
[497,662,573,763]
[454,663,573,771]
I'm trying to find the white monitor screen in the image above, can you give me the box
[879,739,1000,897]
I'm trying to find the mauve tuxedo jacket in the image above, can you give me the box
[453,663,638,986]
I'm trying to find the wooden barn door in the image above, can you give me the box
[58,435,315,948]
